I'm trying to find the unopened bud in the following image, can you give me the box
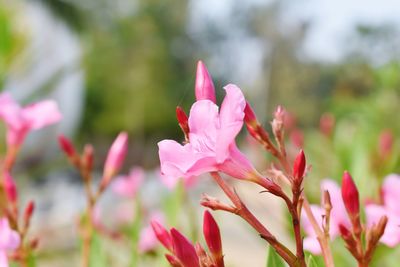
[176,106,189,140]
[170,228,199,267]
[24,201,35,226]
[200,194,235,213]
[378,129,393,159]
[203,210,223,265]
[82,144,94,174]
[271,106,285,142]
[101,132,128,190]
[292,150,306,183]
[58,135,76,158]
[165,254,182,267]
[151,221,173,251]
[195,61,216,103]
[3,172,17,203]
[30,238,39,250]
[244,102,258,127]
[341,171,360,217]
[319,113,335,137]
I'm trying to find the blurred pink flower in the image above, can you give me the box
[0,93,61,147]
[301,179,350,254]
[158,84,259,184]
[366,174,400,247]
[138,212,165,253]
[0,218,20,267]
[112,167,144,198]
[100,132,128,190]
[159,169,198,190]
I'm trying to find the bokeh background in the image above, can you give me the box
[1,0,400,266]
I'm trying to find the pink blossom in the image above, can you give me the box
[138,212,165,253]
[0,218,20,267]
[195,61,216,103]
[158,84,259,184]
[0,93,61,147]
[366,174,400,247]
[301,179,350,254]
[112,167,144,198]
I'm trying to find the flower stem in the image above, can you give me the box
[210,172,298,267]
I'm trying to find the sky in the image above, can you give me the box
[286,0,400,62]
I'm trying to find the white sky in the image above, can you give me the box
[285,0,400,62]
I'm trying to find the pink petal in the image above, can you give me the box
[365,204,400,247]
[216,84,246,163]
[112,167,144,198]
[301,205,324,238]
[218,144,258,179]
[188,100,219,149]
[158,140,216,179]
[303,236,322,255]
[0,251,8,267]
[0,93,23,130]
[22,100,62,130]
[139,213,165,253]
[0,218,20,250]
[382,174,400,215]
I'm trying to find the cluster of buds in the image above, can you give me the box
[152,210,224,267]
[58,132,128,267]
[339,171,387,267]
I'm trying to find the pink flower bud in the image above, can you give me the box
[24,201,35,226]
[203,211,223,264]
[83,144,94,174]
[170,228,199,267]
[176,106,189,138]
[3,172,17,203]
[151,221,173,251]
[165,254,182,267]
[292,150,306,182]
[58,135,76,158]
[244,102,257,126]
[102,132,128,186]
[338,223,351,238]
[378,129,393,159]
[319,113,335,137]
[341,171,360,217]
[195,61,216,103]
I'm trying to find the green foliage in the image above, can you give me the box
[266,246,286,267]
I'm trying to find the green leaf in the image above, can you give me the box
[306,254,319,267]
[266,246,286,267]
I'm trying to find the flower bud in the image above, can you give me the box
[195,61,216,103]
[378,129,393,159]
[244,102,258,127]
[151,221,173,251]
[165,254,182,267]
[170,228,199,267]
[101,132,128,189]
[203,211,223,265]
[82,144,94,175]
[58,135,76,158]
[24,200,35,226]
[176,106,189,140]
[319,113,335,137]
[292,149,306,183]
[341,171,360,217]
[3,172,17,203]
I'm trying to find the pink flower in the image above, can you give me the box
[366,174,400,247]
[0,218,20,267]
[0,93,61,147]
[158,84,259,184]
[112,167,144,198]
[301,179,350,254]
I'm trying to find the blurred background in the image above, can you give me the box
[1,0,400,266]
